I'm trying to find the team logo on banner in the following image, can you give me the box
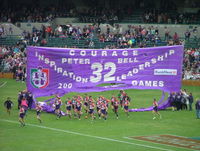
[31,67,49,88]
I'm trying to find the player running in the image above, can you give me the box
[100,101,108,120]
[65,98,72,119]
[4,97,14,115]
[152,98,162,120]
[19,107,25,127]
[118,90,125,108]
[72,96,77,118]
[54,95,62,119]
[112,97,120,119]
[88,101,95,120]
[76,99,82,120]
[123,97,130,117]
[96,97,102,119]
[36,102,42,123]
[111,95,118,109]
[83,94,89,113]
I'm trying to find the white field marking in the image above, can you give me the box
[0,81,7,88]
[0,119,173,151]
[124,136,199,151]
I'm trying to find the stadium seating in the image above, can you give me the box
[0,36,21,46]
[1,35,199,49]
[121,9,144,23]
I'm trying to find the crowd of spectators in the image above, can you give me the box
[19,24,98,47]
[0,45,26,81]
[1,22,199,49]
[98,24,167,49]
[0,24,13,36]
[0,4,122,24]
[1,21,199,48]
[183,48,200,80]
[142,10,200,24]
[0,5,77,23]
[19,23,197,49]
[141,0,200,24]
[1,1,200,25]
[79,7,123,24]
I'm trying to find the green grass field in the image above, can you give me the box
[0,78,200,151]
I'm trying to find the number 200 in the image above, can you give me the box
[90,62,116,83]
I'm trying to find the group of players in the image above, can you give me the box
[54,90,131,121]
[4,89,163,127]
[4,89,131,127]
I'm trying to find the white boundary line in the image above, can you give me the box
[0,119,173,151]
[0,81,7,88]
[123,136,199,151]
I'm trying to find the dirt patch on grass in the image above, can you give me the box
[131,134,200,150]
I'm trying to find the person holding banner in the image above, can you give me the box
[152,99,162,120]
[168,92,176,111]
[175,92,182,111]
[27,91,34,109]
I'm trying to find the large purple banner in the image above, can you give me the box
[27,45,183,112]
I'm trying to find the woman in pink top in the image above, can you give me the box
[21,97,28,115]
[21,98,28,107]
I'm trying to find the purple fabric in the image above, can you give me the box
[27,45,183,112]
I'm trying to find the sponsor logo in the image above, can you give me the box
[31,67,49,88]
[131,135,200,150]
[154,69,177,75]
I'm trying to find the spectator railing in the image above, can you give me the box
[0,35,199,49]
